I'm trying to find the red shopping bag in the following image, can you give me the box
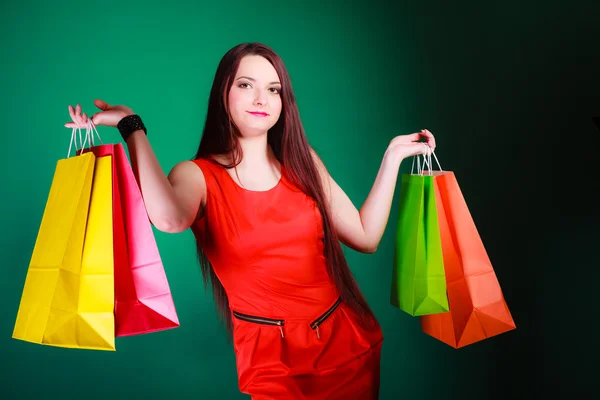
[420,171,515,348]
[85,143,180,336]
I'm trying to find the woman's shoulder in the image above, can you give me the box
[188,155,232,192]
[189,155,222,174]
[192,153,231,168]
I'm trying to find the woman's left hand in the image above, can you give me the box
[385,129,436,164]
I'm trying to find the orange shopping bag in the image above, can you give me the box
[419,153,516,348]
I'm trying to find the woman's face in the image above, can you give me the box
[228,55,282,137]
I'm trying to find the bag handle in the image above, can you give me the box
[85,119,103,147]
[67,127,85,158]
[410,143,443,176]
[66,119,104,158]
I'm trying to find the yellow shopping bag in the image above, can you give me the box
[13,150,116,351]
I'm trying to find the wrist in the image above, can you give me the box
[383,146,405,169]
[117,114,147,142]
[124,129,146,144]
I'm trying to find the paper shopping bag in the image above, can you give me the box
[13,152,116,350]
[420,171,516,348]
[86,143,179,336]
[390,174,449,316]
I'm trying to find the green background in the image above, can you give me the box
[1,0,598,398]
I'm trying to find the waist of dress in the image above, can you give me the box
[224,280,341,320]
[231,295,342,325]
[232,296,342,339]
[232,296,342,326]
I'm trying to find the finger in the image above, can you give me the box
[94,99,111,111]
[407,143,428,159]
[422,142,434,155]
[68,105,76,122]
[64,122,78,128]
[390,132,419,148]
[420,129,433,139]
[82,112,89,124]
[75,104,84,126]
[91,112,102,125]
[420,129,432,141]
[68,106,85,128]
[406,132,422,142]
[422,129,436,149]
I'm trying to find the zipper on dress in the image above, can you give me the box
[232,310,285,338]
[309,297,342,339]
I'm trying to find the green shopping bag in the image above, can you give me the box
[390,171,449,316]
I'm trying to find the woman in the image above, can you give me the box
[66,42,436,399]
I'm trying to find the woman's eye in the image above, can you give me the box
[239,83,251,88]
[269,87,281,94]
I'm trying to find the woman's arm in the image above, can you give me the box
[312,130,436,253]
[127,131,207,233]
[67,101,206,233]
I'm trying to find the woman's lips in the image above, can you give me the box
[246,111,269,117]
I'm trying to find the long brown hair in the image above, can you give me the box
[194,42,376,337]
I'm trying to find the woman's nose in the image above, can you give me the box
[253,91,267,106]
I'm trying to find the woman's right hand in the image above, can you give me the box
[65,99,134,129]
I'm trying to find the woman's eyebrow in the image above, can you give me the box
[236,76,281,85]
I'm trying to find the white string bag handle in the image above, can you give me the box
[411,143,431,175]
[85,118,103,147]
[66,119,104,158]
[423,145,443,175]
[410,143,443,176]
[67,127,86,158]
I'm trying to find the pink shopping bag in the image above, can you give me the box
[85,143,180,336]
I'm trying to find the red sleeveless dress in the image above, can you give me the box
[190,158,384,400]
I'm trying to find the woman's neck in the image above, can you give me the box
[236,134,275,168]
